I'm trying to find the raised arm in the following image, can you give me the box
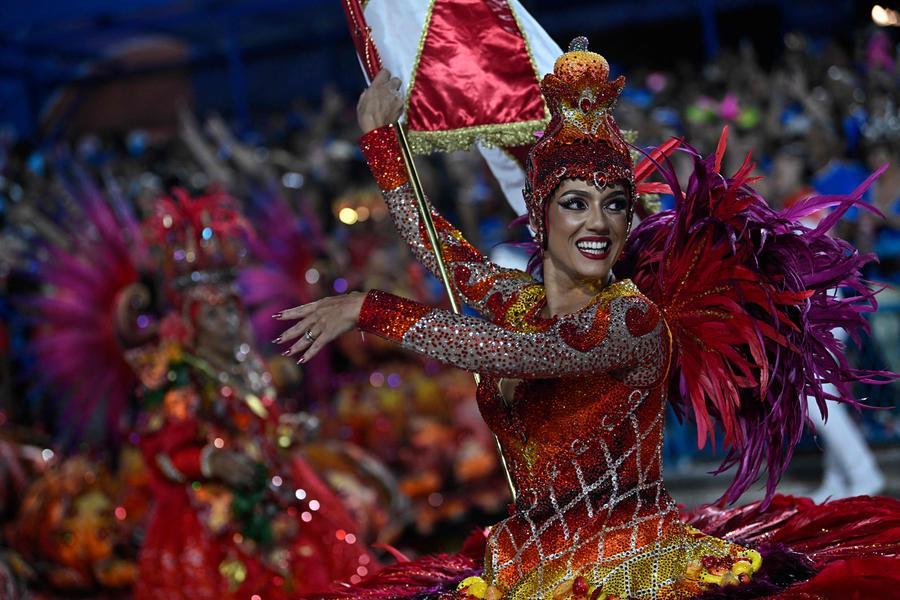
[355,284,667,385]
[357,70,532,325]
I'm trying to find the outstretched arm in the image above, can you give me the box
[357,70,533,325]
[276,285,667,385]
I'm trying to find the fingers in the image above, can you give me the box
[275,312,318,345]
[373,69,401,94]
[286,320,325,357]
[372,69,391,84]
[231,455,256,487]
[228,462,253,481]
[216,451,257,488]
[272,295,355,363]
[228,469,255,489]
[274,302,315,321]
[299,330,329,364]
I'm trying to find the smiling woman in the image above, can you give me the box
[276,37,900,600]
[541,180,630,317]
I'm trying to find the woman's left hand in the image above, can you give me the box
[273,292,366,363]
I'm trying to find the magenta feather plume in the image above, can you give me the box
[29,164,145,442]
[236,185,337,400]
[617,127,894,506]
[238,186,320,344]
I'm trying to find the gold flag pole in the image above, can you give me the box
[343,0,516,503]
[394,124,517,504]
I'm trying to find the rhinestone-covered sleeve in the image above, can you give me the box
[359,288,667,383]
[360,126,533,325]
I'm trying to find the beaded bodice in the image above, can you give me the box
[473,294,692,598]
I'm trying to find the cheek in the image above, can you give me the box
[546,207,580,247]
[611,212,628,240]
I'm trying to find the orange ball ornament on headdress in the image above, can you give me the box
[525,36,634,247]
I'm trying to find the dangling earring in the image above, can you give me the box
[612,201,635,271]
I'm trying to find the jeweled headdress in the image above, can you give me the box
[525,37,634,246]
[145,187,253,291]
[143,187,255,339]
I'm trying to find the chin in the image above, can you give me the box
[572,257,612,282]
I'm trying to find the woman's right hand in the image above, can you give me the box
[357,69,404,134]
[208,449,257,489]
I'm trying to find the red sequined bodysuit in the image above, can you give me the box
[356,126,760,599]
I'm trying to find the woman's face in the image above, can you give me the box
[196,296,242,356]
[543,179,629,284]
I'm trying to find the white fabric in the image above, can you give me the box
[364,0,434,97]
[508,0,561,78]
[807,324,884,501]
[477,142,528,216]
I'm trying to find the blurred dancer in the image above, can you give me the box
[25,173,376,598]
[130,189,374,599]
[808,382,885,503]
[806,304,885,503]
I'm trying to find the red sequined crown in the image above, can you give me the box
[525,37,634,246]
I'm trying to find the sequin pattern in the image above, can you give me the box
[360,281,666,384]
[359,126,409,191]
[468,286,758,599]
[360,125,543,326]
[382,183,534,324]
[358,283,759,598]
[478,379,696,599]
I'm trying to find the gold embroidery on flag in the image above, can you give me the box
[406,119,549,154]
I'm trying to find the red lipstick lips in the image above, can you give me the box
[575,236,611,260]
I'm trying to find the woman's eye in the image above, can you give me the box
[606,198,627,212]
[560,197,586,210]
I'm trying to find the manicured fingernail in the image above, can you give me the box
[272,312,283,319]
[297,357,305,364]
[272,336,282,344]
[281,349,292,356]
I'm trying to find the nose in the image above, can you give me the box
[585,201,609,234]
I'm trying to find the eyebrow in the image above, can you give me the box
[559,189,591,198]
[558,188,627,200]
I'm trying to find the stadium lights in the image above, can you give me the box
[872,4,900,26]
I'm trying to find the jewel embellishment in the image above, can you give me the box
[569,35,590,52]
[578,89,595,114]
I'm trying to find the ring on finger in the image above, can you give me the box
[304,330,316,342]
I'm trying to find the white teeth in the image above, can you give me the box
[576,241,609,253]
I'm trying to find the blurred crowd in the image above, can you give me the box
[0,23,897,597]
[616,30,899,288]
[4,28,899,278]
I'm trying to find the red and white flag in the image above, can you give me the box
[360,0,562,215]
